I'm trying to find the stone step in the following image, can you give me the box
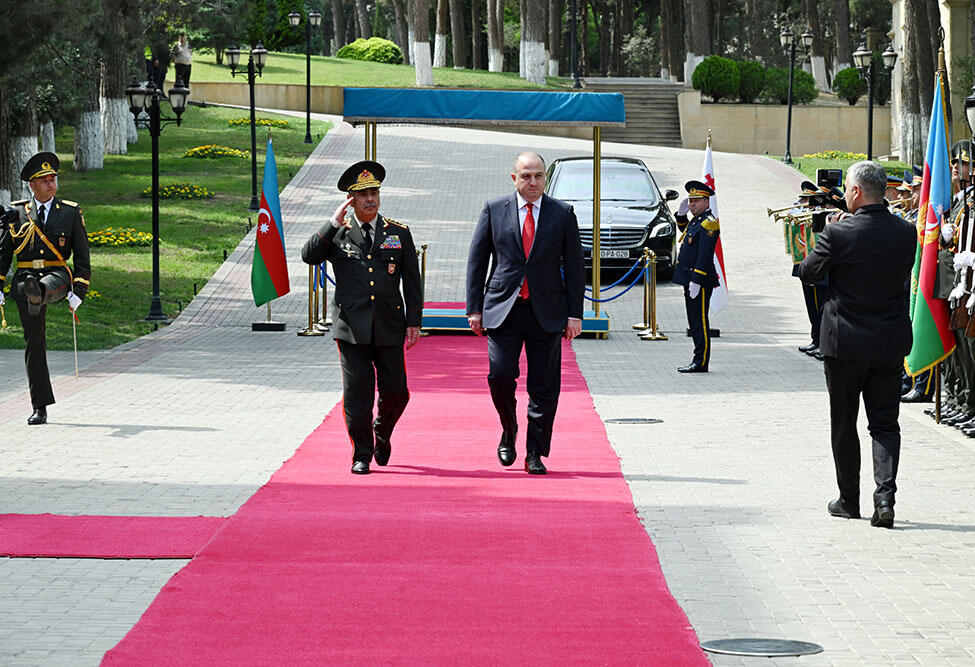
[581,78,685,147]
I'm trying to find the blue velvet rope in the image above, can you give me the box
[584,266,647,302]
[584,257,643,292]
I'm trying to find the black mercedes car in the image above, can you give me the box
[545,157,679,277]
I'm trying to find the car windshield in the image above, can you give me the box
[548,163,659,204]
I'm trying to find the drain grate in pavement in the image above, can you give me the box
[604,418,663,424]
[700,638,823,657]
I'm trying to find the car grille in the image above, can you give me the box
[579,229,647,249]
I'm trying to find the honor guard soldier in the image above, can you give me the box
[0,152,91,425]
[793,181,829,361]
[301,161,422,474]
[673,179,719,373]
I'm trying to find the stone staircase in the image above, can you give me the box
[582,78,687,148]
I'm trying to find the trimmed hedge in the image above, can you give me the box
[691,55,740,103]
[336,37,403,65]
[761,67,818,105]
[736,60,766,103]
[832,67,866,105]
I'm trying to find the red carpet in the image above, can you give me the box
[0,514,225,559]
[103,335,706,664]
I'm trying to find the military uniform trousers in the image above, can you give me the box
[337,338,410,464]
[13,268,71,408]
[824,356,902,509]
[684,284,713,368]
[802,282,827,347]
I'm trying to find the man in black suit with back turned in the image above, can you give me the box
[466,151,584,475]
[798,161,917,528]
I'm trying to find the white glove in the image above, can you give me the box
[941,223,955,242]
[967,292,975,310]
[676,198,689,217]
[963,251,975,268]
[67,292,82,311]
[688,283,701,299]
[949,283,966,307]
[0,290,5,306]
[954,253,967,271]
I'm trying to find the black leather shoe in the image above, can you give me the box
[827,498,860,519]
[810,348,824,361]
[351,461,370,475]
[23,276,43,305]
[497,432,516,467]
[870,501,894,528]
[798,342,818,353]
[27,407,47,425]
[954,416,975,429]
[900,388,932,403]
[677,362,708,373]
[374,431,391,466]
[945,412,972,426]
[525,452,547,475]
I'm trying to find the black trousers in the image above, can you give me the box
[802,282,826,347]
[486,300,562,457]
[174,63,191,86]
[336,339,410,463]
[13,269,70,409]
[684,284,713,367]
[823,356,902,509]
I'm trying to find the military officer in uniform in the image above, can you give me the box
[673,180,719,373]
[301,161,422,474]
[0,152,91,425]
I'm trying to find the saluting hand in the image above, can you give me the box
[331,196,355,228]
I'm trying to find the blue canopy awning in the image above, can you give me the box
[343,88,625,127]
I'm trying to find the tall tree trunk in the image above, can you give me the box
[434,0,448,68]
[548,0,562,76]
[40,120,55,153]
[745,0,766,67]
[660,0,673,78]
[580,0,590,76]
[804,0,828,89]
[74,66,104,172]
[832,0,851,73]
[900,0,924,164]
[411,0,433,85]
[487,0,504,72]
[392,0,410,65]
[471,0,483,70]
[355,0,372,38]
[448,0,466,68]
[332,0,346,50]
[10,89,38,201]
[522,0,547,83]
[0,87,11,205]
[101,0,140,154]
[684,0,710,80]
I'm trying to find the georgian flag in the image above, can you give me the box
[702,136,728,314]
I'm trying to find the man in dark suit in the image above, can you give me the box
[466,151,585,475]
[0,152,91,425]
[301,161,422,475]
[672,180,720,373]
[798,161,917,528]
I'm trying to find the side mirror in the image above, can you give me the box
[664,189,679,201]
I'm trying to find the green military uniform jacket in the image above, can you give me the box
[0,197,91,300]
[301,213,422,346]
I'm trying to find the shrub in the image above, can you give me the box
[832,67,866,105]
[228,117,289,128]
[142,182,215,200]
[736,60,766,103]
[337,37,403,65]
[622,25,657,76]
[801,150,867,160]
[691,55,740,102]
[761,67,818,104]
[184,144,248,159]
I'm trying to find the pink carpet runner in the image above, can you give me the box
[0,514,224,559]
[103,335,706,664]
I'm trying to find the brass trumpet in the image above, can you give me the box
[767,204,798,217]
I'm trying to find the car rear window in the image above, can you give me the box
[549,164,659,204]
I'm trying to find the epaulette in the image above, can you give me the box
[11,199,27,206]
[61,200,79,208]
[383,217,408,229]
[701,216,720,232]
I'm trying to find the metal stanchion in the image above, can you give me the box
[418,244,430,336]
[297,265,324,336]
[633,251,651,330]
[639,250,668,341]
[317,264,331,331]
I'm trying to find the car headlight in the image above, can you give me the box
[649,222,673,238]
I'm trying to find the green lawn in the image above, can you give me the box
[1,106,331,350]
[190,51,569,89]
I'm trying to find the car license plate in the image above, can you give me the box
[599,250,630,259]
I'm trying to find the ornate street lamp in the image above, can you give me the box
[779,27,807,165]
[854,37,897,160]
[227,44,268,210]
[290,8,323,144]
[125,78,190,322]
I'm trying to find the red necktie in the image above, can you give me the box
[520,203,535,299]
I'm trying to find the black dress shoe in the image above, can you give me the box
[810,348,824,361]
[677,362,708,373]
[945,412,972,426]
[23,276,43,305]
[374,431,391,466]
[954,416,975,429]
[525,451,547,475]
[497,432,516,467]
[798,342,818,353]
[900,388,932,403]
[27,407,47,425]
[870,501,894,528]
[827,498,860,519]
[351,460,370,475]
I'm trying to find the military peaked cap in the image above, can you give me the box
[21,152,59,182]
[684,179,714,199]
[338,160,385,193]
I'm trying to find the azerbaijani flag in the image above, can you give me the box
[702,135,729,314]
[251,136,291,307]
[905,72,954,375]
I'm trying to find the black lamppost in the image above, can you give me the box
[289,9,323,144]
[226,44,268,210]
[853,39,897,160]
[569,0,580,89]
[780,27,813,165]
[125,78,190,323]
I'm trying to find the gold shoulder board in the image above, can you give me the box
[61,200,79,208]
[383,217,408,229]
[702,217,720,232]
[11,199,27,206]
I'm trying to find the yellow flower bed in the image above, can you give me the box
[141,182,214,199]
[184,144,248,159]
[228,117,289,128]
[801,150,868,160]
[88,227,154,247]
